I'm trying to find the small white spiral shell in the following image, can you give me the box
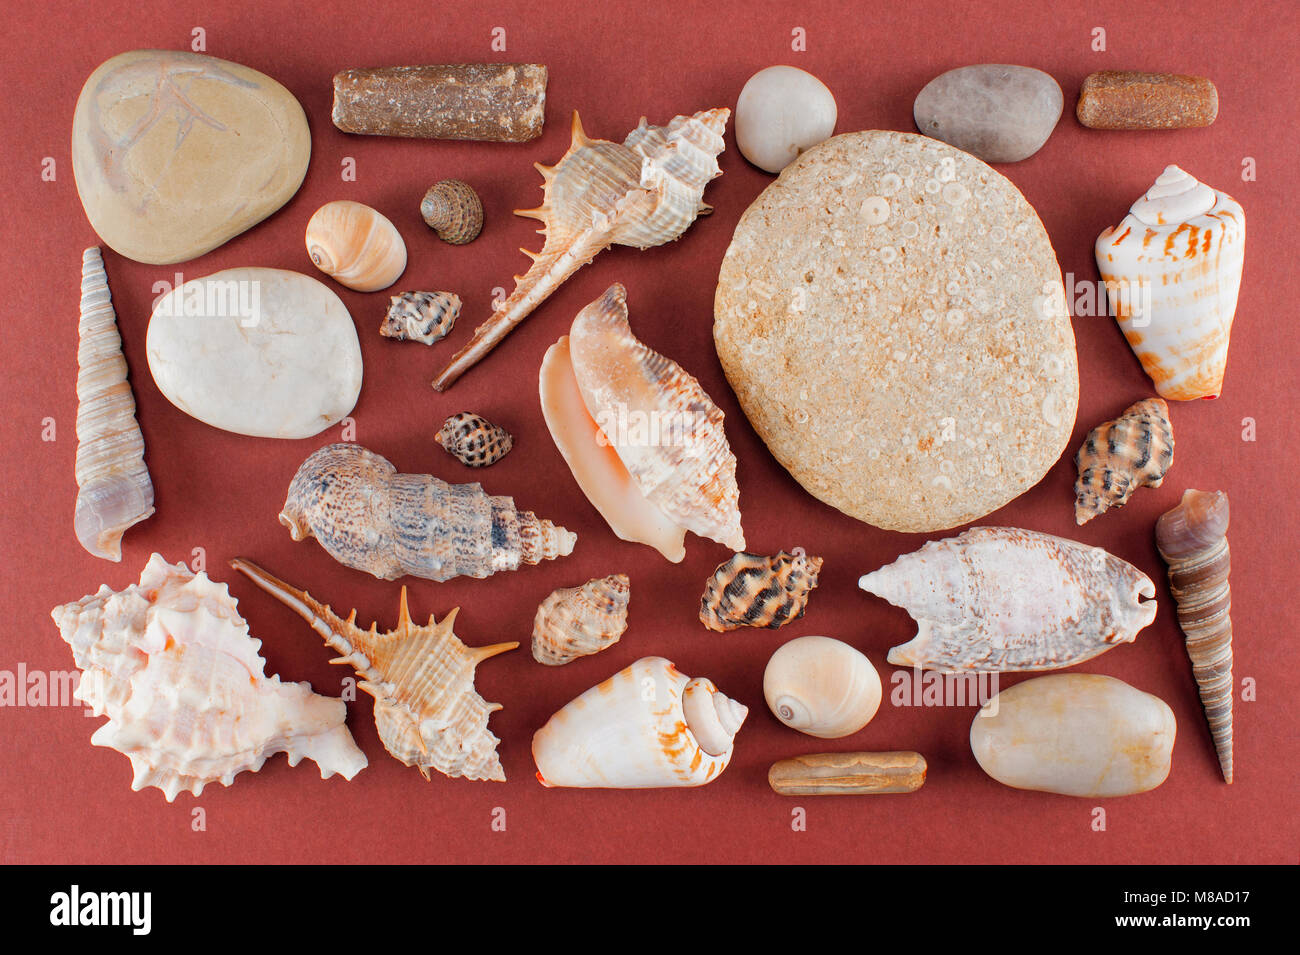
[763,636,882,739]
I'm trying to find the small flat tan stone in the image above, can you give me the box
[72,49,311,265]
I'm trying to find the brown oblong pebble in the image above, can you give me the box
[768,751,927,796]
[1077,71,1217,129]
[332,64,547,141]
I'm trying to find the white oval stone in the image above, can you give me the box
[735,65,837,173]
[147,269,362,439]
[970,674,1175,797]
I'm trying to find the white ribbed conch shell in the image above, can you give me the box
[1095,165,1245,400]
[305,199,407,292]
[532,656,747,787]
[531,573,630,666]
[539,284,744,561]
[74,247,155,561]
[762,636,882,739]
[432,108,729,389]
[230,559,518,781]
[859,526,1157,672]
[50,554,367,801]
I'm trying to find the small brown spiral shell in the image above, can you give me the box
[421,180,483,245]
[435,412,514,467]
[700,550,823,631]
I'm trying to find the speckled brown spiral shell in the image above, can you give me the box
[700,550,823,632]
[531,574,630,666]
[380,291,461,345]
[420,180,483,245]
[1074,397,1174,524]
[435,413,514,467]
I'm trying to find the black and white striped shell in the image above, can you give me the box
[435,412,514,467]
[380,290,461,345]
[1074,397,1174,524]
[532,574,630,666]
[699,550,823,631]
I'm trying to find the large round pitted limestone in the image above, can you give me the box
[714,130,1078,533]
[72,49,311,265]
[146,269,362,439]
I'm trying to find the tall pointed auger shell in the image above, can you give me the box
[73,247,155,560]
[431,108,729,390]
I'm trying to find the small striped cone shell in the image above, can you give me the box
[380,290,461,345]
[435,412,514,467]
[50,554,367,801]
[1156,489,1233,783]
[230,559,518,781]
[700,551,822,631]
[1074,397,1174,524]
[420,179,483,244]
[532,574,630,665]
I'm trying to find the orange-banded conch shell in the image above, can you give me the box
[538,284,744,562]
[1073,397,1174,524]
[1095,165,1244,400]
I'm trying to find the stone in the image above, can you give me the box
[146,269,362,439]
[913,64,1062,163]
[735,65,837,173]
[1077,71,1218,129]
[72,50,311,265]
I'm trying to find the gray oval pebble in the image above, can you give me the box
[914,64,1063,163]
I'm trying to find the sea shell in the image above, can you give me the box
[420,179,483,244]
[380,290,461,345]
[538,285,744,562]
[1095,165,1245,400]
[431,108,729,389]
[73,247,155,561]
[763,636,882,739]
[699,550,821,631]
[531,573,630,666]
[1074,397,1175,524]
[280,442,575,581]
[532,656,747,788]
[435,412,514,467]
[735,65,837,173]
[859,526,1157,672]
[305,199,407,292]
[1156,489,1233,783]
[50,554,367,801]
[230,559,518,781]
[970,673,1176,797]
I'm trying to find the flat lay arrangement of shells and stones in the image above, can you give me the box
[7,10,1291,865]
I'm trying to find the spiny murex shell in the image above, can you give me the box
[50,554,367,801]
[380,290,461,345]
[970,673,1176,797]
[421,179,483,244]
[280,443,575,581]
[74,247,155,561]
[531,573,630,666]
[1074,397,1174,524]
[306,199,407,292]
[859,526,1157,672]
[435,412,514,467]
[230,559,517,781]
[1096,165,1245,400]
[538,284,744,562]
[431,108,729,389]
[699,550,822,631]
[532,656,747,788]
[763,635,881,739]
[1156,489,1233,783]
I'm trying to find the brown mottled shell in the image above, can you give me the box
[421,180,483,245]
[700,550,823,632]
[436,412,514,467]
[532,574,630,666]
[1074,397,1174,524]
[380,290,461,345]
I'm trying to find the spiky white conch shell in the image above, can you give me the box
[1095,165,1245,401]
[859,526,1157,672]
[532,656,747,788]
[49,554,367,801]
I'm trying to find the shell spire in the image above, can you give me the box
[74,247,155,561]
[230,558,518,781]
[1156,489,1233,783]
[431,107,729,390]
[1073,397,1175,524]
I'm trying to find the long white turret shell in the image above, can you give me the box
[1095,165,1245,400]
[74,247,155,561]
[532,656,747,788]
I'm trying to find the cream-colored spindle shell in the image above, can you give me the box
[1095,165,1245,400]
[306,199,407,292]
[74,247,155,561]
[763,636,882,738]
[532,656,747,788]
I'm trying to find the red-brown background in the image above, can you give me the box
[2,0,1296,864]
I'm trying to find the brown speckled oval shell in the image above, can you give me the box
[420,179,483,244]
[435,412,514,467]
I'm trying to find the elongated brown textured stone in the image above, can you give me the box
[768,751,927,795]
[332,64,547,140]
[1077,71,1217,129]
